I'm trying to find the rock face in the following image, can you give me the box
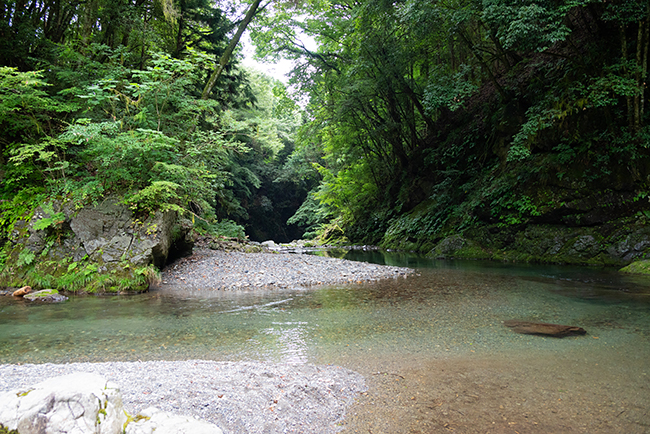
[428,218,650,266]
[0,373,126,434]
[0,374,223,434]
[503,320,587,337]
[0,197,193,292]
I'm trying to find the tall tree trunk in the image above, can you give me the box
[201,0,262,100]
[174,1,185,58]
[81,0,97,47]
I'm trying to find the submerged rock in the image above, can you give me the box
[23,289,68,303]
[503,320,587,337]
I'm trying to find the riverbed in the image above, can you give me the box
[1,251,649,432]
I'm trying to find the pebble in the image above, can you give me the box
[0,360,366,434]
[0,248,405,433]
[158,249,413,291]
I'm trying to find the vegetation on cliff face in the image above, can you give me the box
[249,0,650,263]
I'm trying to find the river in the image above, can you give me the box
[1,251,649,432]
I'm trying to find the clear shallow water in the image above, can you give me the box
[1,253,649,366]
[3,252,649,432]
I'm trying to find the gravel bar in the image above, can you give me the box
[159,249,413,290]
[0,360,366,434]
[0,250,405,433]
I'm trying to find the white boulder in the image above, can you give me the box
[125,407,223,434]
[0,373,126,434]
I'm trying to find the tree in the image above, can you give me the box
[250,0,650,244]
[202,0,263,99]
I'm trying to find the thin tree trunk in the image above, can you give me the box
[201,0,262,100]
[140,6,148,70]
[641,6,650,122]
[175,9,184,57]
[621,24,634,129]
[458,29,508,101]
[635,18,643,132]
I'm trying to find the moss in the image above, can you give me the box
[122,411,151,432]
[0,424,19,434]
[243,245,264,253]
[620,260,650,275]
[29,289,60,297]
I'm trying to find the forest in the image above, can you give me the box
[1,0,649,273]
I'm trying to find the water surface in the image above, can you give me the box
[1,253,649,432]
[1,254,649,364]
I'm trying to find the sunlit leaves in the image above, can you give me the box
[484,1,564,52]
[0,68,76,141]
[423,64,478,115]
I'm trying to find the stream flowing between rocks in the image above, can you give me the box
[1,251,649,433]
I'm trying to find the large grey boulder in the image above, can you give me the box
[430,234,468,258]
[2,197,193,292]
[61,197,181,268]
[0,373,126,434]
[125,407,223,434]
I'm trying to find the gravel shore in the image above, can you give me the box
[158,248,413,290]
[0,360,366,433]
[0,249,410,433]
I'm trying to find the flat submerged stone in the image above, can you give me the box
[503,320,587,337]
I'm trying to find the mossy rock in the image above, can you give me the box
[24,288,68,302]
[619,260,650,275]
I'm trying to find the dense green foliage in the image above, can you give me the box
[251,0,650,252]
[1,0,649,268]
[0,0,310,256]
